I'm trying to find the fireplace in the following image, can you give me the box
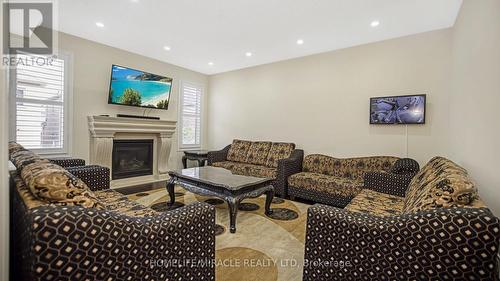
[112,139,154,180]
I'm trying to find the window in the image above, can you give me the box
[10,53,71,154]
[179,82,203,149]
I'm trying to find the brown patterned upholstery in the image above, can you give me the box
[212,161,277,179]
[288,172,363,198]
[303,154,399,181]
[95,189,159,217]
[9,149,50,171]
[226,139,252,162]
[345,189,404,216]
[245,141,272,165]
[208,140,302,197]
[265,142,295,168]
[12,172,46,210]
[289,154,402,207]
[402,156,479,213]
[303,156,499,280]
[19,161,104,209]
[10,143,217,281]
[8,145,105,210]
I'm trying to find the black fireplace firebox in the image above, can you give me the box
[112,139,154,180]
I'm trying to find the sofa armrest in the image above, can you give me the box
[23,202,216,281]
[49,157,86,168]
[66,165,110,191]
[304,204,500,281]
[207,144,231,165]
[275,149,304,197]
[363,171,414,197]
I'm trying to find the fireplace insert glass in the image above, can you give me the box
[112,139,154,180]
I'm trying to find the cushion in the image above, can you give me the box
[20,161,104,209]
[212,161,277,179]
[265,142,295,168]
[10,149,50,171]
[8,141,26,155]
[303,154,399,180]
[346,189,404,217]
[288,172,363,198]
[12,173,46,210]
[227,139,252,162]
[245,141,272,165]
[402,157,479,213]
[95,189,159,217]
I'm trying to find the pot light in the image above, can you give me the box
[208,62,214,66]
[245,52,252,57]
[163,46,171,51]
[371,20,380,27]
[95,22,104,28]
[296,39,304,45]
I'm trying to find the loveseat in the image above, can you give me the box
[288,154,419,207]
[207,139,304,197]
[303,156,500,280]
[9,142,216,281]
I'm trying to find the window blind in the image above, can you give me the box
[14,54,66,152]
[180,82,202,148]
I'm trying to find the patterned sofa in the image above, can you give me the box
[207,139,304,197]
[288,154,419,207]
[303,156,500,280]
[9,142,216,281]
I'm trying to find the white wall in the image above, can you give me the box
[450,0,500,215]
[208,29,453,165]
[1,1,10,279]
[57,32,209,169]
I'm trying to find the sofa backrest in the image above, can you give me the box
[303,154,399,181]
[9,142,104,209]
[227,139,295,167]
[402,156,481,213]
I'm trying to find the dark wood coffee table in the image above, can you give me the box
[166,166,274,233]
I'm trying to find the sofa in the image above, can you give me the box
[288,154,419,207]
[303,156,500,280]
[207,139,304,197]
[9,142,216,281]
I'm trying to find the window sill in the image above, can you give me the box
[178,146,202,152]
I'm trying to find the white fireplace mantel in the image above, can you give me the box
[87,116,177,187]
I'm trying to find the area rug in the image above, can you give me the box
[126,186,311,281]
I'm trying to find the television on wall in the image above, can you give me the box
[108,65,173,110]
[370,94,426,124]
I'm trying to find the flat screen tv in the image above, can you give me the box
[370,94,426,124]
[108,65,173,110]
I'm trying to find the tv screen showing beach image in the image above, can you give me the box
[108,65,172,110]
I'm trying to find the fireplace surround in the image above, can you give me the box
[87,115,176,188]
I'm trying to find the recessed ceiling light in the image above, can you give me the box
[296,39,304,45]
[245,52,252,57]
[95,22,104,28]
[208,62,214,66]
[130,0,139,2]
[371,20,380,27]
[163,46,171,51]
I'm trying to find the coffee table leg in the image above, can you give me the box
[265,189,274,216]
[227,198,240,233]
[166,178,176,206]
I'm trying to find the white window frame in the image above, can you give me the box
[9,51,74,156]
[178,81,204,151]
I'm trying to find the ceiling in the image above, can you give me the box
[57,0,463,75]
